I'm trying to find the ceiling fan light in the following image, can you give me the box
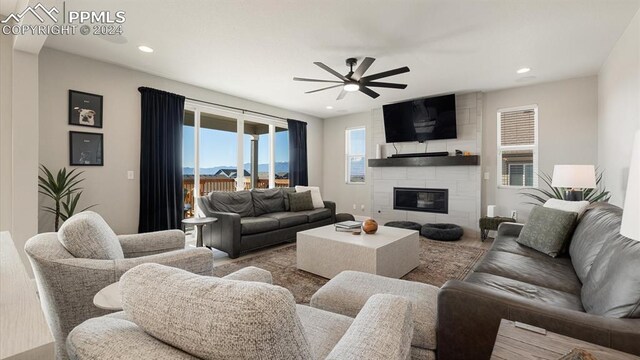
[344,83,359,92]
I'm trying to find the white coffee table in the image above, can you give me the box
[297,224,420,279]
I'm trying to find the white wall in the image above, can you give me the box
[1,28,41,275]
[12,50,40,275]
[322,112,373,216]
[598,9,640,207]
[38,48,323,234]
[0,30,12,232]
[482,76,599,221]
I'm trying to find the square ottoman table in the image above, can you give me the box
[297,224,419,279]
[310,271,438,360]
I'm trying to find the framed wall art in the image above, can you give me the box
[69,90,103,128]
[69,131,104,166]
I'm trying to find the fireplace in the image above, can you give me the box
[393,187,448,214]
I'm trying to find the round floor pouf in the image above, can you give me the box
[421,223,464,241]
[335,213,356,222]
[384,221,423,231]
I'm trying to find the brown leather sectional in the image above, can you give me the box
[437,202,640,359]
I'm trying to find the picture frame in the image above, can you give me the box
[69,131,104,166]
[68,90,103,128]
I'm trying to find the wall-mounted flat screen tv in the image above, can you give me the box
[382,94,457,143]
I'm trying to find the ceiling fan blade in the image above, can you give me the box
[359,86,380,99]
[305,84,343,94]
[293,77,343,83]
[351,57,375,81]
[336,89,347,100]
[314,62,348,81]
[361,66,410,82]
[364,81,407,89]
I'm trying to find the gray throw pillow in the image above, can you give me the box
[58,211,124,260]
[516,206,577,257]
[288,191,314,212]
[282,188,296,211]
[252,188,285,216]
[581,234,640,318]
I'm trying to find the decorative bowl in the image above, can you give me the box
[362,219,378,234]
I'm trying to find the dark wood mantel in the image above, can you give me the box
[368,155,480,167]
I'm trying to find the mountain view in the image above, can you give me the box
[184,161,290,176]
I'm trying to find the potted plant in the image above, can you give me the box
[38,165,97,231]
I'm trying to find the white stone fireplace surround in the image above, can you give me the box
[371,93,483,238]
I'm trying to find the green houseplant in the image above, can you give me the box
[38,165,96,231]
[520,170,611,205]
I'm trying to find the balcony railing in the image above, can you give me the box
[183,177,289,217]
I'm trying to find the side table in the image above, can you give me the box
[182,217,217,248]
[479,216,515,242]
[93,282,121,311]
[491,319,639,360]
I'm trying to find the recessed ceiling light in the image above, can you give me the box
[326,106,333,109]
[517,67,531,74]
[343,83,359,92]
[138,45,154,53]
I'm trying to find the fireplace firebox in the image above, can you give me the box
[393,187,448,214]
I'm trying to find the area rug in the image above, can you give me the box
[213,238,487,304]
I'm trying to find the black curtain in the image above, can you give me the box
[138,87,185,232]
[288,119,308,186]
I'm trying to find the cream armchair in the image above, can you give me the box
[67,264,414,360]
[25,211,214,360]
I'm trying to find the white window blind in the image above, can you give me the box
[497,106,538,187]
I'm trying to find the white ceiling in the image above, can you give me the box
[42,0,640,118]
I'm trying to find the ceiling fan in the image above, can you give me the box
[293,57,410,100]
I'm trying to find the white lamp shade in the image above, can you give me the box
[621,130,640,241]
[551,165,597,189]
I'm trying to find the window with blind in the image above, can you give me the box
[497,106,538,187]
[345,127,366,184]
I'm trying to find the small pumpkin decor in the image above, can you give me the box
[362,219,378,234]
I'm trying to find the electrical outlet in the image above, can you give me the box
[352,204,356,210]
[127,171,134,180]
[484,172,490,180]
[360,205,365,211]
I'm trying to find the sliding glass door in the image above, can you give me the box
[275,126,289,188]
[183,101,288,217]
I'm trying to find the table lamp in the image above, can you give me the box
[620,130,639,241]
[551,165,596,201]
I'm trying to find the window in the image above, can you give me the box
[346,127,366,184]
[497,106,538,187]
[182,101,288,218]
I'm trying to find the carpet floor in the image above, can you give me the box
[213,238,487,304]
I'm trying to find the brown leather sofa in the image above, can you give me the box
[438,203,640,359]
[197,188,335,258]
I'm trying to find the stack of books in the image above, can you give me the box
[334,220,362,232]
